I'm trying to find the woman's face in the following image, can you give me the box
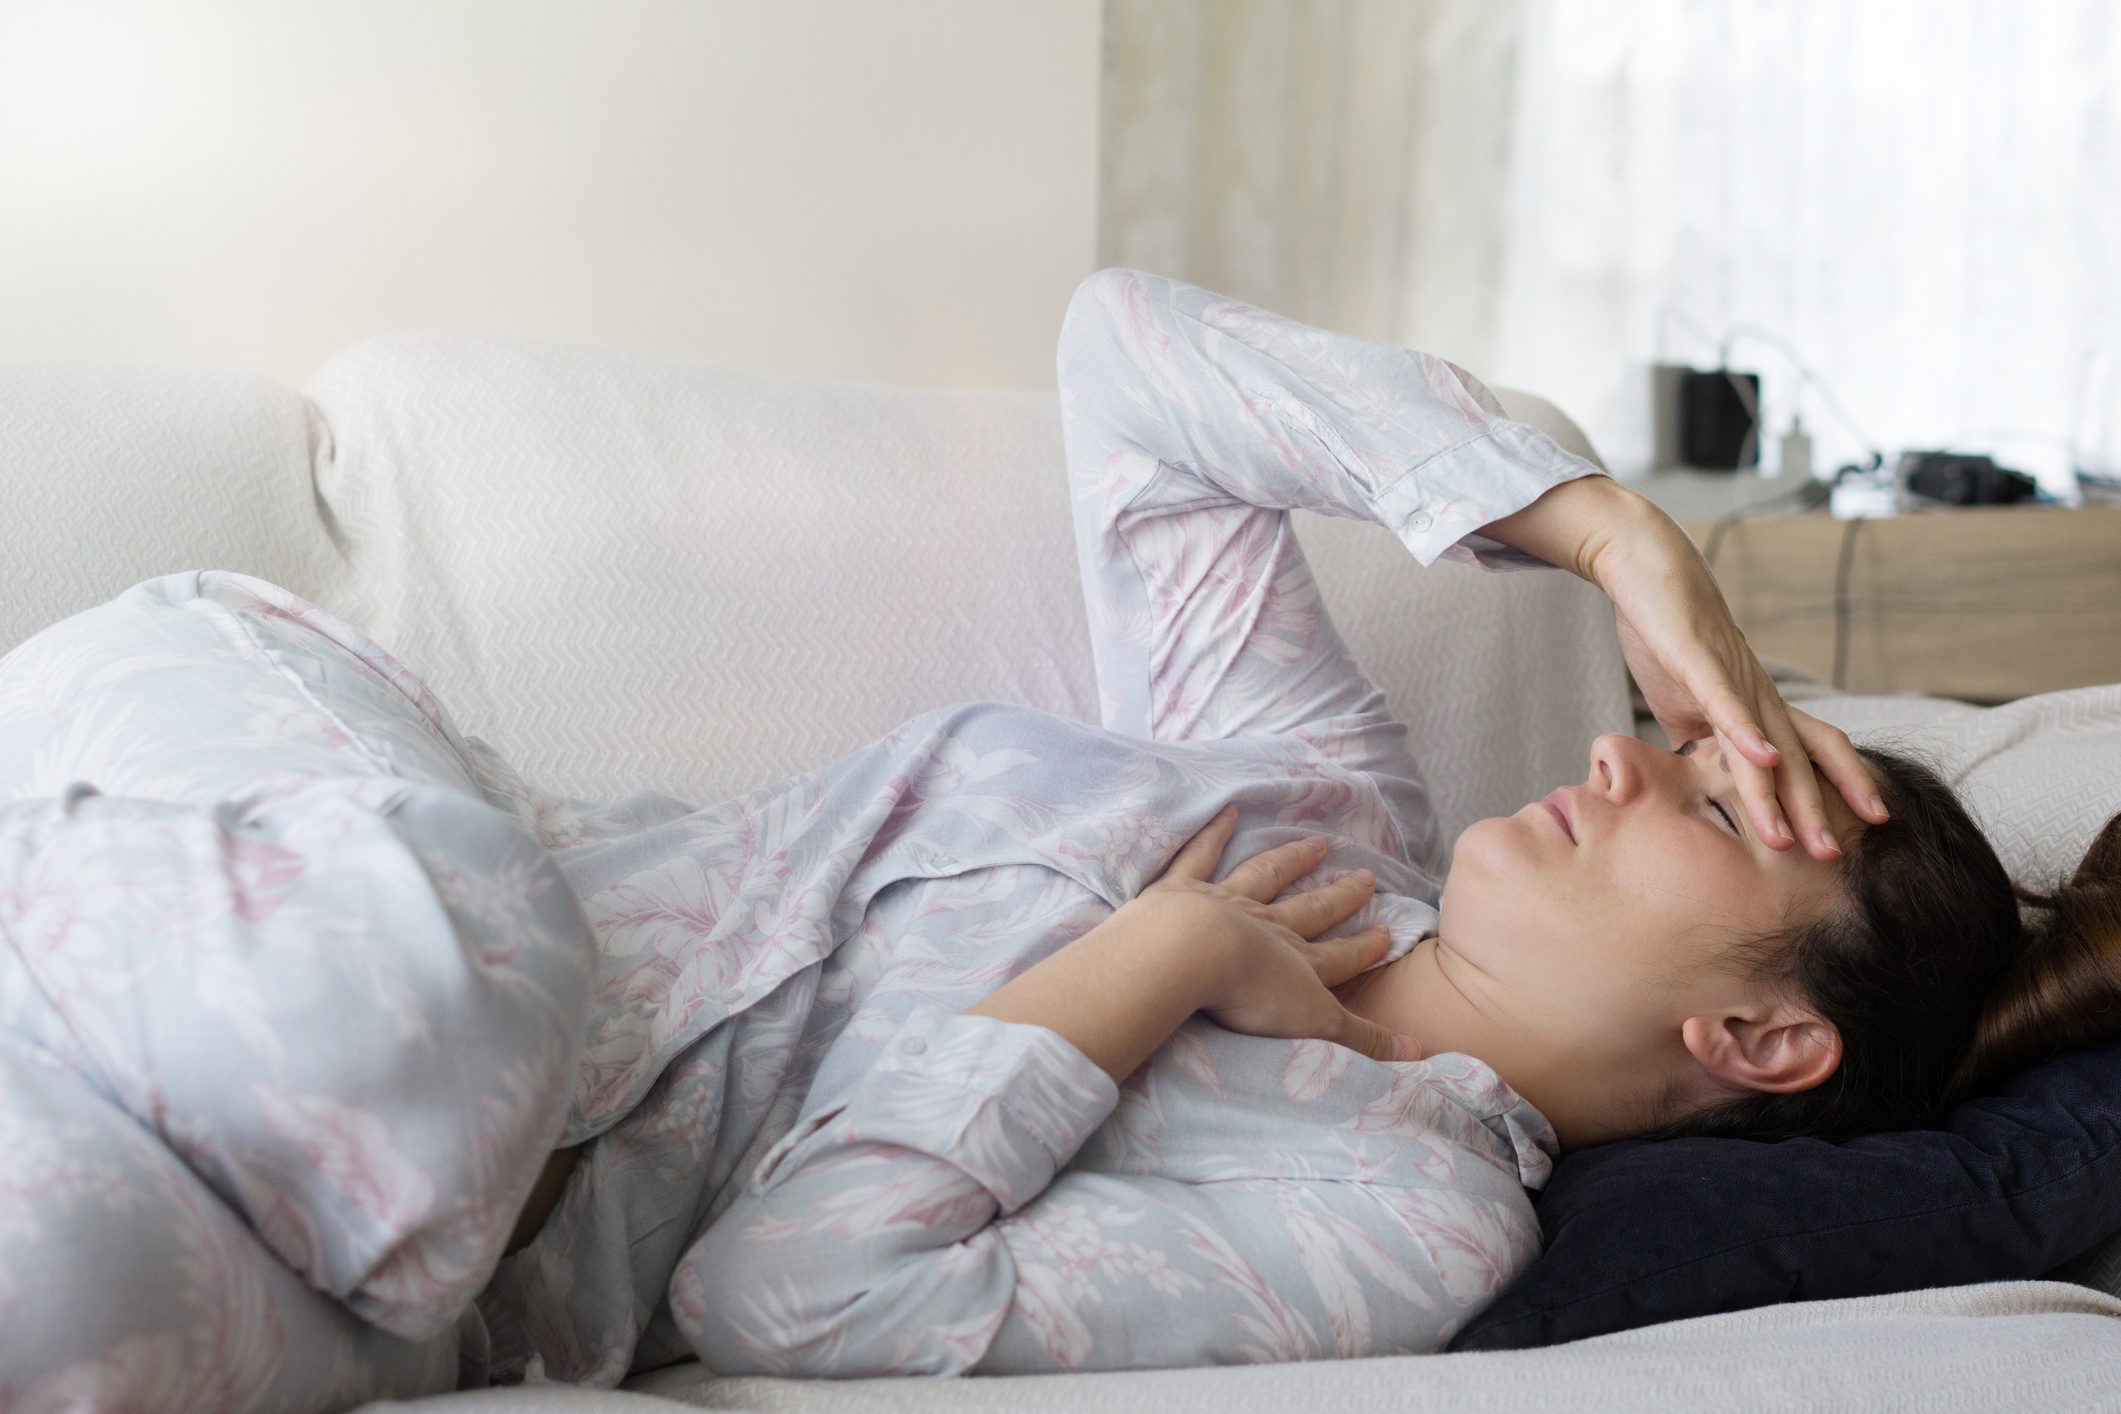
[1438,731,1868,1092]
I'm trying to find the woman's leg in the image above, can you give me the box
[0,1042,461,1409]
[0,783,592,1349]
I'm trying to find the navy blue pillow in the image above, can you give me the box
[1448,1035,2121,1351]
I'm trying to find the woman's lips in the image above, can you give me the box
[1542,788,1577,843]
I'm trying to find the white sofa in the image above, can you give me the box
[4,332,2119,1412]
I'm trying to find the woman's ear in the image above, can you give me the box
[1681,1009,1842,1096]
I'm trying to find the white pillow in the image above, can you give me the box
[1798,683,2121,902]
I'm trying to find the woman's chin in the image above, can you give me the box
[1451,812,1544,873]
[1440,818,1550,939]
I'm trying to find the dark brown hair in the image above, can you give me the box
[1636,742,2121,1143]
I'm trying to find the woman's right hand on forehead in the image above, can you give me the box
[1578,487,1889,858]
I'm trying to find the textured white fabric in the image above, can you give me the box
[0,358,343,643]
[351,1281,2121,1413]
[1777,680,2121,919]
[293,334,1630,861]
[0,338,1628,867]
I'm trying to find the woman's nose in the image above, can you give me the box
[1589,732,1635,800]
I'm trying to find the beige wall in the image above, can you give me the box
[0,0,1100,391]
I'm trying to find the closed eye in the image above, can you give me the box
[1676,740,1742,838]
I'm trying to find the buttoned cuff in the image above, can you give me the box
[1373,422,1613,571]
[754,1004,1121,1215]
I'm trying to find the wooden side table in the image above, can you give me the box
[1673,505,2121,704]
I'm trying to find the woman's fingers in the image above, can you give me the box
[1270,865,1377,933]
[1698,669,1781,768]
[1333,1004,1421,1063]
[1170,814,1400,924]
[1172,818,1383,918]
[1221,832,1330,901]
[1706,660,1888,859]
[1777,760,1839,859]
[1789,707,1891,825]
[1303,920,1391,988]
[1718,723,1787,847]
[1160,803,1239,884]
[1701,664,1851,858]
[1754,692,1837,858]
[1729,719,1781,767]
[1698,671,1782,781]
[1697,671,1795,848]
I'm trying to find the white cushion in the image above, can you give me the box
[1795,683,2121,910]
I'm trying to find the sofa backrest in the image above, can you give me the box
[1,333,1631,862]
[1,357,344,636]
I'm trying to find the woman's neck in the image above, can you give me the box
[1332,933,1634,1151]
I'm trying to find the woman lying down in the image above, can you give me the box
[485,270,2098,1380]
[11,269,2114,1400]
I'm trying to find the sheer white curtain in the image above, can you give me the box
[1101,0,2121,494]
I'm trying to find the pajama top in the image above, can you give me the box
[469,267,1613,1384]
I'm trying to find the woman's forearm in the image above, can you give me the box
[1474,473,1664,588]
[964,896,1221,1086]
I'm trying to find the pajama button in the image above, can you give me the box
[1408,511,1433,531]
[900,1037,927,1056]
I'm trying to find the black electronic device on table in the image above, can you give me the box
[1677,369,1760,471]
[1895,451,2041,506]
[1651,364,1761,472]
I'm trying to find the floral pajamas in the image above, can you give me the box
[475,268,1607,1382]
[1,266,1611,1406]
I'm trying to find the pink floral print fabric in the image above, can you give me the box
[477,268,1604,1382]
[0,267,1610,1404]
[0,573,595,1409]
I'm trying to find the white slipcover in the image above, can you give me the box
[5,334,2115,1412]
